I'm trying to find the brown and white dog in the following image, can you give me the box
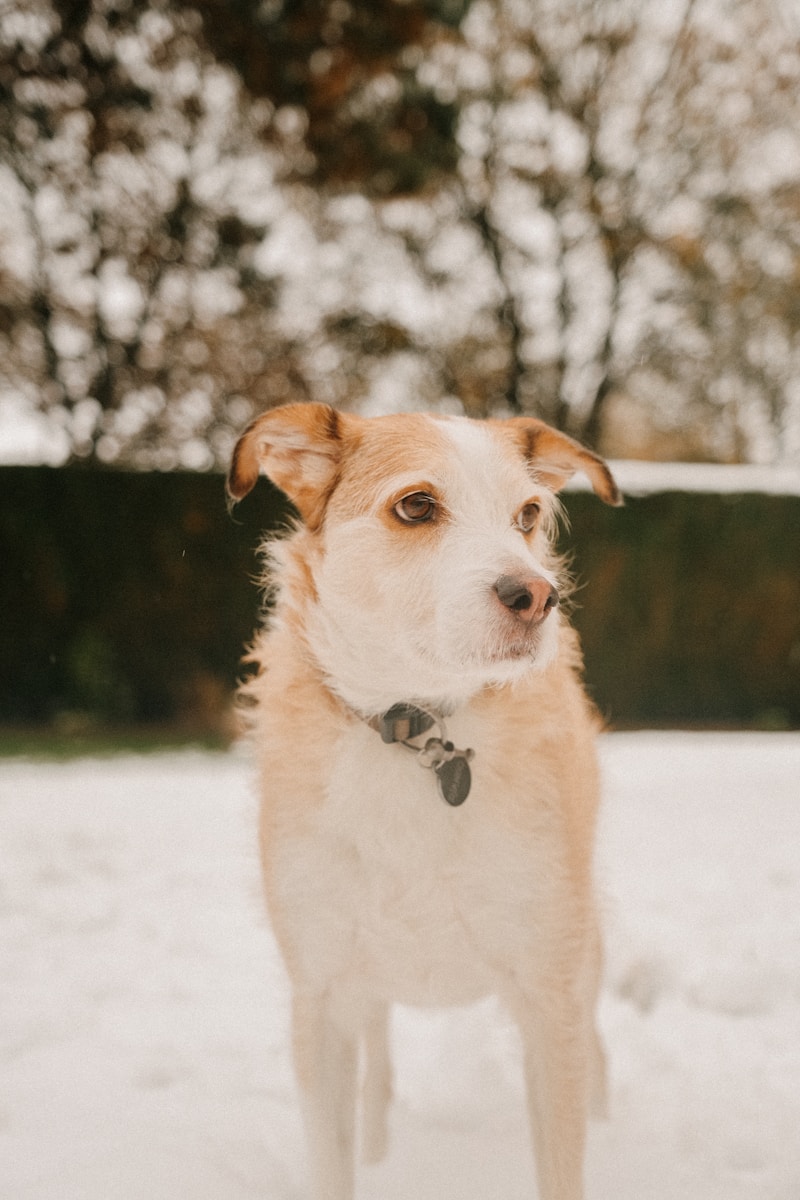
[227,403,621,1200]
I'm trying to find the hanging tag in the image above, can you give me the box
[435,755,472,806]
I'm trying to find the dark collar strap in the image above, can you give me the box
[368,703,437,745]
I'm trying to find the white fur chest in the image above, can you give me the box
[270,716,559,1012]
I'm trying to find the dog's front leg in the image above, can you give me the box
[292,991,358,1200]
[360,1001,392,1165]
[514,995,592,1200]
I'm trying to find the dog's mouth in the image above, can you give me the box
[490,638,538,664]
[500,640,536,660]
[466,624,546,669]
[490,603,563,667]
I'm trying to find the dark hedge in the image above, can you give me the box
[1,467,798,732]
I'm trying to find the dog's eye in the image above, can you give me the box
[394,492,437,524]
[516,502,540,533]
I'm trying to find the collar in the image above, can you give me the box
[365,702,474,807]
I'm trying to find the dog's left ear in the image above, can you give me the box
[500,418,623,506]
[227,402,351,527]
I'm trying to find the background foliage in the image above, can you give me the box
[2,465,799,732]
[2,0,800,467]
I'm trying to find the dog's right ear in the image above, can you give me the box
[227,403,348,528]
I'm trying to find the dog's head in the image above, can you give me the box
[229,404,621,713]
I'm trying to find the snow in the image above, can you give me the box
[573,459,800,497]
[1,733,799,1199]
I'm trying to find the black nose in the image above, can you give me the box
[494,574,559,623]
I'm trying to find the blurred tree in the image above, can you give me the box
[443,0,800,458]
[618,0,800,462]
[0,0,296,466]
[1,0,799,466]
[189,0,469,195]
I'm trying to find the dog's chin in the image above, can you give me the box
[495,638,537,662]
[513,613,564,663]
[493,617,556,663]
[456,622,558,689]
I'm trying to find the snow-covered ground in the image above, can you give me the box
[2,733,799,1200]
[575,459,800,497]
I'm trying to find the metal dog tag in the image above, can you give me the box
[435,755,472,806]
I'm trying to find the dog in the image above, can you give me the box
[227,402,621,1200]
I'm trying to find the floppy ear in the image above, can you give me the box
[227,403,350,527]
[499,417,623,506]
